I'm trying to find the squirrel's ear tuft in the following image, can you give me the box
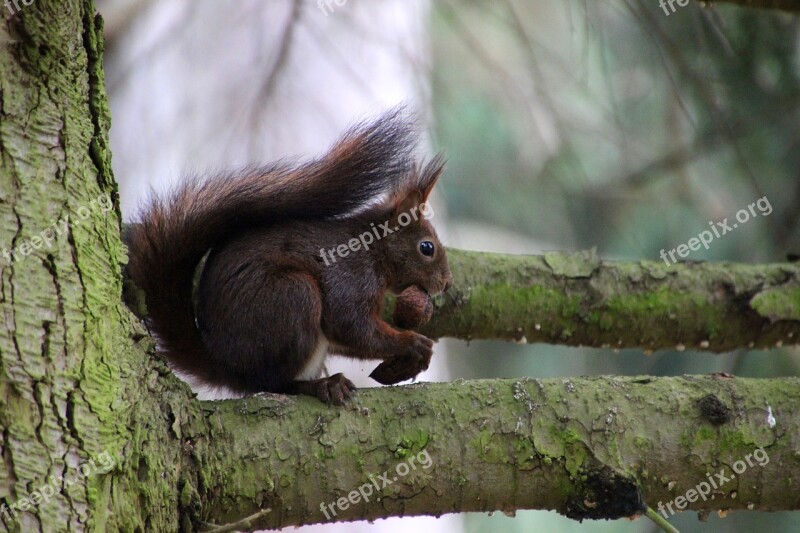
[389,153,446,219]
[416,152,446,202]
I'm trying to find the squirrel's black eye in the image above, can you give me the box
[419,241,435,257]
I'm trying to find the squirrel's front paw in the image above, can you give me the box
[369,335,433,385]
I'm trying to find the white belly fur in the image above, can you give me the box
[295,333,329,380]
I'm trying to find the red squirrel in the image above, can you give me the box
[125,109,451,404]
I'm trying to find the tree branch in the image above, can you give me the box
[416,249,800,353]
[182,375,800,529]
[699,0,800,12]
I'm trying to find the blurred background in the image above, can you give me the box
[97,0,800,531]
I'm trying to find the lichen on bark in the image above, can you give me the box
[418,249,800,353]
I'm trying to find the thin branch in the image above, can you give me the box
[645,505,681,533]
[417,249,800,352]
[696,0,800,11]
[201,508,272,533]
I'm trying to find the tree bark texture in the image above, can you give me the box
[414,249,800,353]
[189,375,800,529]
[0,1,181,531]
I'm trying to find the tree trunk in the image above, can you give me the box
[1,2,799,532]
[0,1,185,531]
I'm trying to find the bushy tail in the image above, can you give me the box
[125,109,416,370]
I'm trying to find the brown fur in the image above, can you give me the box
[125,109,451,404]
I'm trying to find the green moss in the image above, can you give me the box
[563,443,590,478]
[514,438,538,470]
[470,428,509,464]
[543,249,600,278]
[604,287,725,341]
[696,427,716,441]
[751,287,800,321]
[715,431,755,454]
[561,428,582,445]
[395,429,431,458]
[180,481,193,507]
[598,312,615,331]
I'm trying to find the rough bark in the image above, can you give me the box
[0,1,193,531]
[190,375,800,529]
[414,249,800,353]
[1,2,799,533]
[0,1,124,530]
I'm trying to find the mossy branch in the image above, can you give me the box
[184,375,800,529]
[698,0,800,12]
[415,249,800,353]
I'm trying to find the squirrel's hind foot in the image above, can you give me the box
[290,373,356,405]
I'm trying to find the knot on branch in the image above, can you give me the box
[564,465,644,521]
[697,394,732,425]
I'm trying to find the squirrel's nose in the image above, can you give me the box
[443,274,452,292]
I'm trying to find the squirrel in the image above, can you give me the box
[124,109,451,404]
